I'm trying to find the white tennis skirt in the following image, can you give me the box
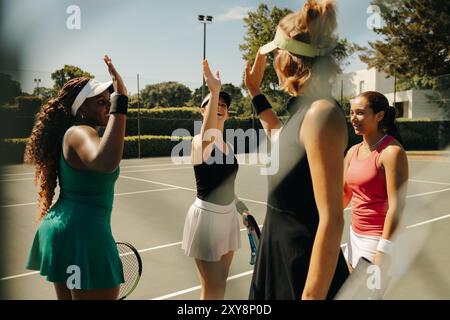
[182,198,242,262]
[343,226,381,268]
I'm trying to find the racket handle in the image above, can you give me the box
[248,233,258,265]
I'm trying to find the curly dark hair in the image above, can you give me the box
[24,77,91,219]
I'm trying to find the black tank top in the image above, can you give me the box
[250,94,349,300]
[194,143,239,205]
[267,95,342,222]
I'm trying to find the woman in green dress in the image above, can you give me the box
[24,55,128,300]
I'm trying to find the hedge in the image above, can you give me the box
[1,119,449,163]
[0,136,192,164]
[0,138,28,164]
[127,107,201,119]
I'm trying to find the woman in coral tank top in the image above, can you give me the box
[343,91,408,271]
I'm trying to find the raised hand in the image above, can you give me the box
[103,55,127,96]
[203,60,221,94]
[244,49,267,97]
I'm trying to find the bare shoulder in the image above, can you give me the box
[304,99,346,128]
[380,140,407,165]
[307,99,340,115]
[302,99,346,140]
[64,125,98,148]
[345,144,359,160]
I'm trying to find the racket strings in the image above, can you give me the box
[117,243,140,298]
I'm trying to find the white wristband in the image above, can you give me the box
[377,239,394,255]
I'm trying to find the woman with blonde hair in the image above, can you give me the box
[25,56,128,300]
[244,0,349,299]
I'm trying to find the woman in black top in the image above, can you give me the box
[244,0,349,299]
[181,60,244,300]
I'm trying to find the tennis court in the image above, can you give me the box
[1,153,449,300]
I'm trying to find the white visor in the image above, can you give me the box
[71,79,114,116]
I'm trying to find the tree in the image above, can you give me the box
[0,73,22,105]
[128,94,140,109]
[51,65,93,92]
[240,4,292,94]
[33,87,56,103]
[188,86,203,107]
[188,83,247,115]
[358,0,450,89]
[140,81,192,108]
[15,95,42,116]
[240,4,357,106]
[221,83,245,115]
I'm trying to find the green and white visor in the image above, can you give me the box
[260,29,328,58]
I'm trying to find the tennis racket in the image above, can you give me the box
[245,214,261,265]
[116,241,143,300]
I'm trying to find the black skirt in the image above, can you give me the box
[249,206,349,300]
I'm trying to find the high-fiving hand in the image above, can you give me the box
[244,49,267,98]
[104,55,127,96]
[203,60,221,94]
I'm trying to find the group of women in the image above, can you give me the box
[24,0,408,300]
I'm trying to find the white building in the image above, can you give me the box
[332,68,448,120]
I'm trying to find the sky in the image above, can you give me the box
[1,0,381,94]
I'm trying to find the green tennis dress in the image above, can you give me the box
[26,153,124,290]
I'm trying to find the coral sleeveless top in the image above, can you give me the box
[346,135,395,236]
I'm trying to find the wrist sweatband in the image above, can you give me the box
[236,200,249,215]
[109,94,128,115]
[252,94,272,115]
[377,239,394,255]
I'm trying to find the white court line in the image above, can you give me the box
[2,177,450,211]
[5,183,446,209]
[406,214,450,229]
[152,247,347,300]
[341,188,450,213]
[0,157,263,178]
[119,175,268,206]
[1,201,40,208]
[409,179,450,186]
[0,162,262,182]
[408,159,450,163]
[0,226,255,281]
[0,177,36,182]
[121,167,191,174]
[116,187,179,197]
[0,187,179,208]
[0,162,179,177]
[0,172,35,177]
[152,270,255,300]
[1,210,449,283]
[0,166,192,183]
[0,271,40,281]
[1,184,449,281]
[405,188,450,199]
[135,226,262,256]
[120,163,183,169]
[120,175,195,192]
[151,212,450,300]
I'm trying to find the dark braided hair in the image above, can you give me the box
[24,77,91,219]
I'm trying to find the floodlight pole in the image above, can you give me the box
[198,15,213,100]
